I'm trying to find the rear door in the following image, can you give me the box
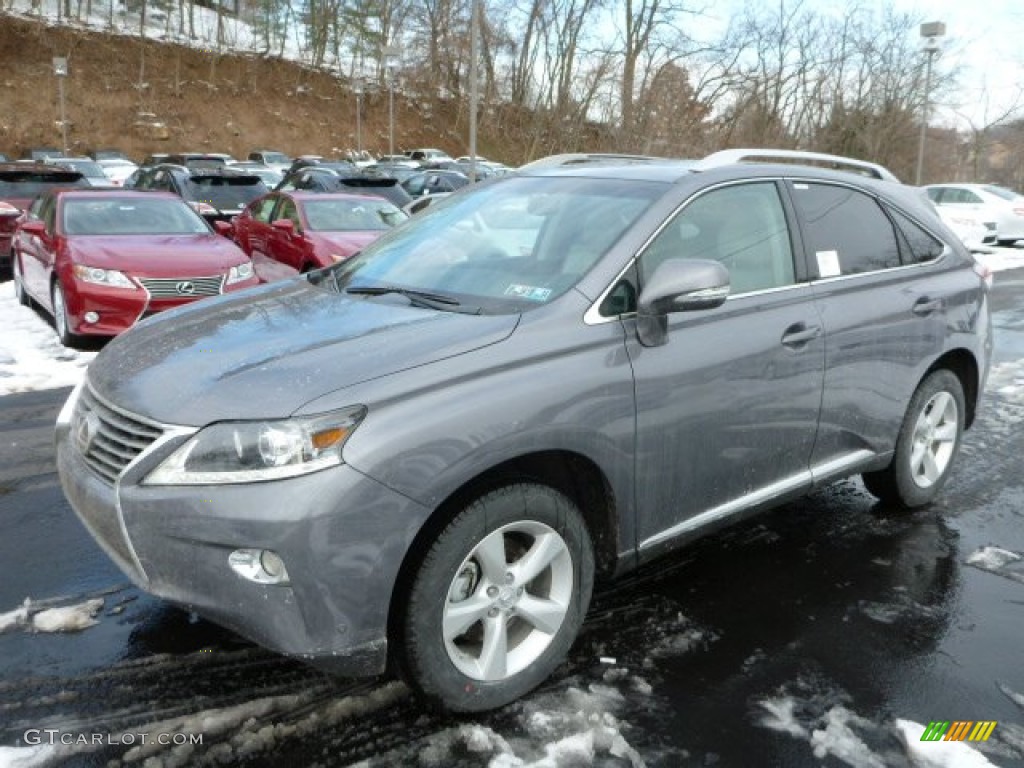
[786,180,954,468]
[625,180,826,558]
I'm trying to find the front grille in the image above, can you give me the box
[138,275,224,298]
[74,387,164,484]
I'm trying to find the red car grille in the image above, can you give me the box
[138,275,224,298]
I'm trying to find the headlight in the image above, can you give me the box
[227,262,254,284]
[72,264,136,289]
[143,407,365,485]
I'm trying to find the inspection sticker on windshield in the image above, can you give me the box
[505,284,552,302]
[816,250,841,277]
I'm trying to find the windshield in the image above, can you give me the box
[263,152,290,164]
[330,175,664,313]
[63,197,211,235]
[57,160,107,178]
[303,198,406,231]
[184,176,267,209]
[0,171,87,198]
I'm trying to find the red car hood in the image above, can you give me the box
[305,230,383,262]
[67,235,249,275]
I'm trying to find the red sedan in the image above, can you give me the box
[233,191,407,282]
[12,189,258,347]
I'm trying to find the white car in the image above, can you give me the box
[935,207,996,252]
[97,158,139,186]
[925,183,1024,246]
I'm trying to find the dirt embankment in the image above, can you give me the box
[0,13,492,162]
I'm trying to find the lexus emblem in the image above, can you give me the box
[75,410,101,455]
[176,281,196,295]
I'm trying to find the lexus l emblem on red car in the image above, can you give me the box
[175,281,196,295]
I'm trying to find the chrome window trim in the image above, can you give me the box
[584,176,954,326]
[584,177,806,326]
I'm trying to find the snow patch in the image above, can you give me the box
[0,283,96,396]
[974,247,1024,275]
[809,706,886,768]
[997,682,1024,712]
[757,697,809,739]
[966,546,1021,571]
[0,599,31,634]
[0,744,59,768]
[31,598,104,633]
[895,719,999,768]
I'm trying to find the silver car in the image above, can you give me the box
[57,151,992,712]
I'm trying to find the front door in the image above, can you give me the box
[624,181,825,558]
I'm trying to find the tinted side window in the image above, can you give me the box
[790,183,900,276]
[640,182,796,295]
[888,208,945,264]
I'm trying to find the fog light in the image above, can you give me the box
[228,548,290,585]
[83,311,99,324]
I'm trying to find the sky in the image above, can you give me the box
[692,0,1024,130]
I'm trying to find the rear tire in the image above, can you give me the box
[397,483,594,713]
[862,369,965,508]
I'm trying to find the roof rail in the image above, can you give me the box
[693,148,900,182]
[518,153,691,171]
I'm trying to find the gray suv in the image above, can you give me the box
[56,151,992,712]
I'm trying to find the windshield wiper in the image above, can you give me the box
[345,284,463,308]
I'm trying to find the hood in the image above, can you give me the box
[67,235,248,275]
[88,277,519,425]
[305,231,381,261]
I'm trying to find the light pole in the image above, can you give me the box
[354,79,363,155]
[53,57,69,156]
[915,21,945,186]
[468,0,480,182]
[382,45,400,157]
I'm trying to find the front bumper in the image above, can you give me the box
[55,384,430,675]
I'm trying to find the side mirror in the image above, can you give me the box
[272,218,296,235]
[20,220,46,237]
[213,220,233,237]
[636,259,730,347]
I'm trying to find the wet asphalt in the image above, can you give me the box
[0,272,1023,767]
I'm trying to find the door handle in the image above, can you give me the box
[912,297,943,315]
[781,323,822,347]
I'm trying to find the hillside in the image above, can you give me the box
[0,13,510,162]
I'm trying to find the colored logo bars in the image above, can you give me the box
[920,721,997,742]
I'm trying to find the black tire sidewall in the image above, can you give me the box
[401,484,594,713]
[52,281,75,347]
[890,369,966,507]
[13,255,28,306]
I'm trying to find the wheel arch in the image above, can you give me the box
[385,449,619,662]
[925,348,979,428]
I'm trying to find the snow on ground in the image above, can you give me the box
[30,598,104,633]
[965,546,1024,584]
[0,596,104,635]
[0,283,96,397]
[895,720,999,768]
[756,689,1007,768]
[974,246,1024,275]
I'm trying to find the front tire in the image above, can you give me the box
[13,255,29,306]
[862,369,965,508]
[51,280,80,349]
[397,484,594,712]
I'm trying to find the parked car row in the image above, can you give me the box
[925,182,1024,247]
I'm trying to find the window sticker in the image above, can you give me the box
[504,284,552,302]
[816,250,841,277]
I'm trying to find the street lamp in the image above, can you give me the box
[353,79,364,155]
[382,45,400,157]
[915,21,945,186]
[53,57,69,156]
